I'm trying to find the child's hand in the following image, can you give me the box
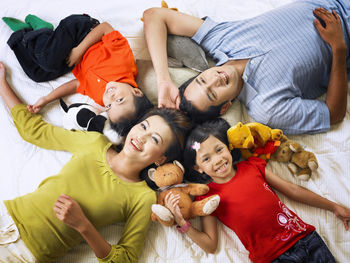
[27,96,48,113]
[66,47,83,67]
[164,192,186,225]
[333,204,350,230]
[53,194,89,233]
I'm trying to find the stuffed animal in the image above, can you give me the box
[227,122,283,159]
[271,135,318,181]
[148,160,220,226]
[141,1,208,72]
[60,99,124,145]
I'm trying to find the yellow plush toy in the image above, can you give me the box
[148,161,220,226]
[227,122,283,159]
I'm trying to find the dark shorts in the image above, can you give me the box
[7,14,99,82]
[271,231,336,263]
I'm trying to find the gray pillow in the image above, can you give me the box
[167,34,209,72]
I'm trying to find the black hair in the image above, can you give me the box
[110,92,154,136]
[138,108,193,189]
[183,118,241,183]
[178,76,228,123]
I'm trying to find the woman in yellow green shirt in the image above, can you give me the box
[0,62,192,263]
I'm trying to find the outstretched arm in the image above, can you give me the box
[27,79,79,113]
[142,7,203,109]
[0,62,98,153]
[314,8,348,124]
[0,62,21,109]
[164,192,218,253]
[265,168,350,230]
[67,22,114,67]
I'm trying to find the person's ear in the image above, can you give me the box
[193,164,203,173]
[220,101,232,115]
[155,155,167,166]
[132,88,144,97]
[148,168,156,182]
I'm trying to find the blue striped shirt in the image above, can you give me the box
[192,0,350,134]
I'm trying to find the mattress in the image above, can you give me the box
[0,0,349,262]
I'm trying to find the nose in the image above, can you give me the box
[137,135,146,145]
[206,75,221,89]
[213,155,222,166]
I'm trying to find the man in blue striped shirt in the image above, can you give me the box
[143,0,349,134]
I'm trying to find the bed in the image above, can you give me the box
[0,0,349,262]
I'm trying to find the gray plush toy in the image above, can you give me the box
[167,34,209,72]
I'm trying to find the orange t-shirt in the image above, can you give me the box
[73,30,138,106]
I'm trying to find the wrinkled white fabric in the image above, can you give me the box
[0,202,36,263]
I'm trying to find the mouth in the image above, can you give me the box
[130,138,143,151]
[218,71,229,85]
[215,161,229,173]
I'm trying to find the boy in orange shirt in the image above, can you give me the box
[26,21,153,136]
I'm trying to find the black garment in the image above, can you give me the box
[7,14,99,82]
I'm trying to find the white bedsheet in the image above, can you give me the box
[0,0,349,262]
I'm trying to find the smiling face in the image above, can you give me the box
[195,135,234,184]
[123,115,174,167]
[103,81,143,123]
[184,64,240,112]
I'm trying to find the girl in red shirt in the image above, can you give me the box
[164,118,350,263]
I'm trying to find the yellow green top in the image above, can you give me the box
[5,104,156,263]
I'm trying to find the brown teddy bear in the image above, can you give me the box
[148,160,220,226]
[271,135,318,181]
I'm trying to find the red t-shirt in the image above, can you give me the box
[195,157,315,263]
[73,30,138,106]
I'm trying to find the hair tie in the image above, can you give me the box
[191,141,200,151]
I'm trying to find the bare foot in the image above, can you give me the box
[0,62,7,85]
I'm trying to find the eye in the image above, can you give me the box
[116,98,124,103]
[200,77,206,84]
[202,157,209,162]
[217,147,223,153]
[140,123,146,130]
[152,135,159,144]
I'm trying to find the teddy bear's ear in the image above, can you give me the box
[289,143,302,153]
[237,122,243,128]
[148,168,156,182]
[173,160,185,173]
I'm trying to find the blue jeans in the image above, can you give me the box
[271,231,336,263]
[7,14,99,82]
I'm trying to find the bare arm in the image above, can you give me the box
[27,79,79,113]
[164,192,218,253]
[67,22,114,67]
[314,8,348,124]
[54,194,112,258]
[0,62,21,109]
[142,8,203,108]
[265,168,350,230]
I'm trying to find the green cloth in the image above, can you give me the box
[25,14,54,30]
[2,17,31,32]
[5,104,156,263]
